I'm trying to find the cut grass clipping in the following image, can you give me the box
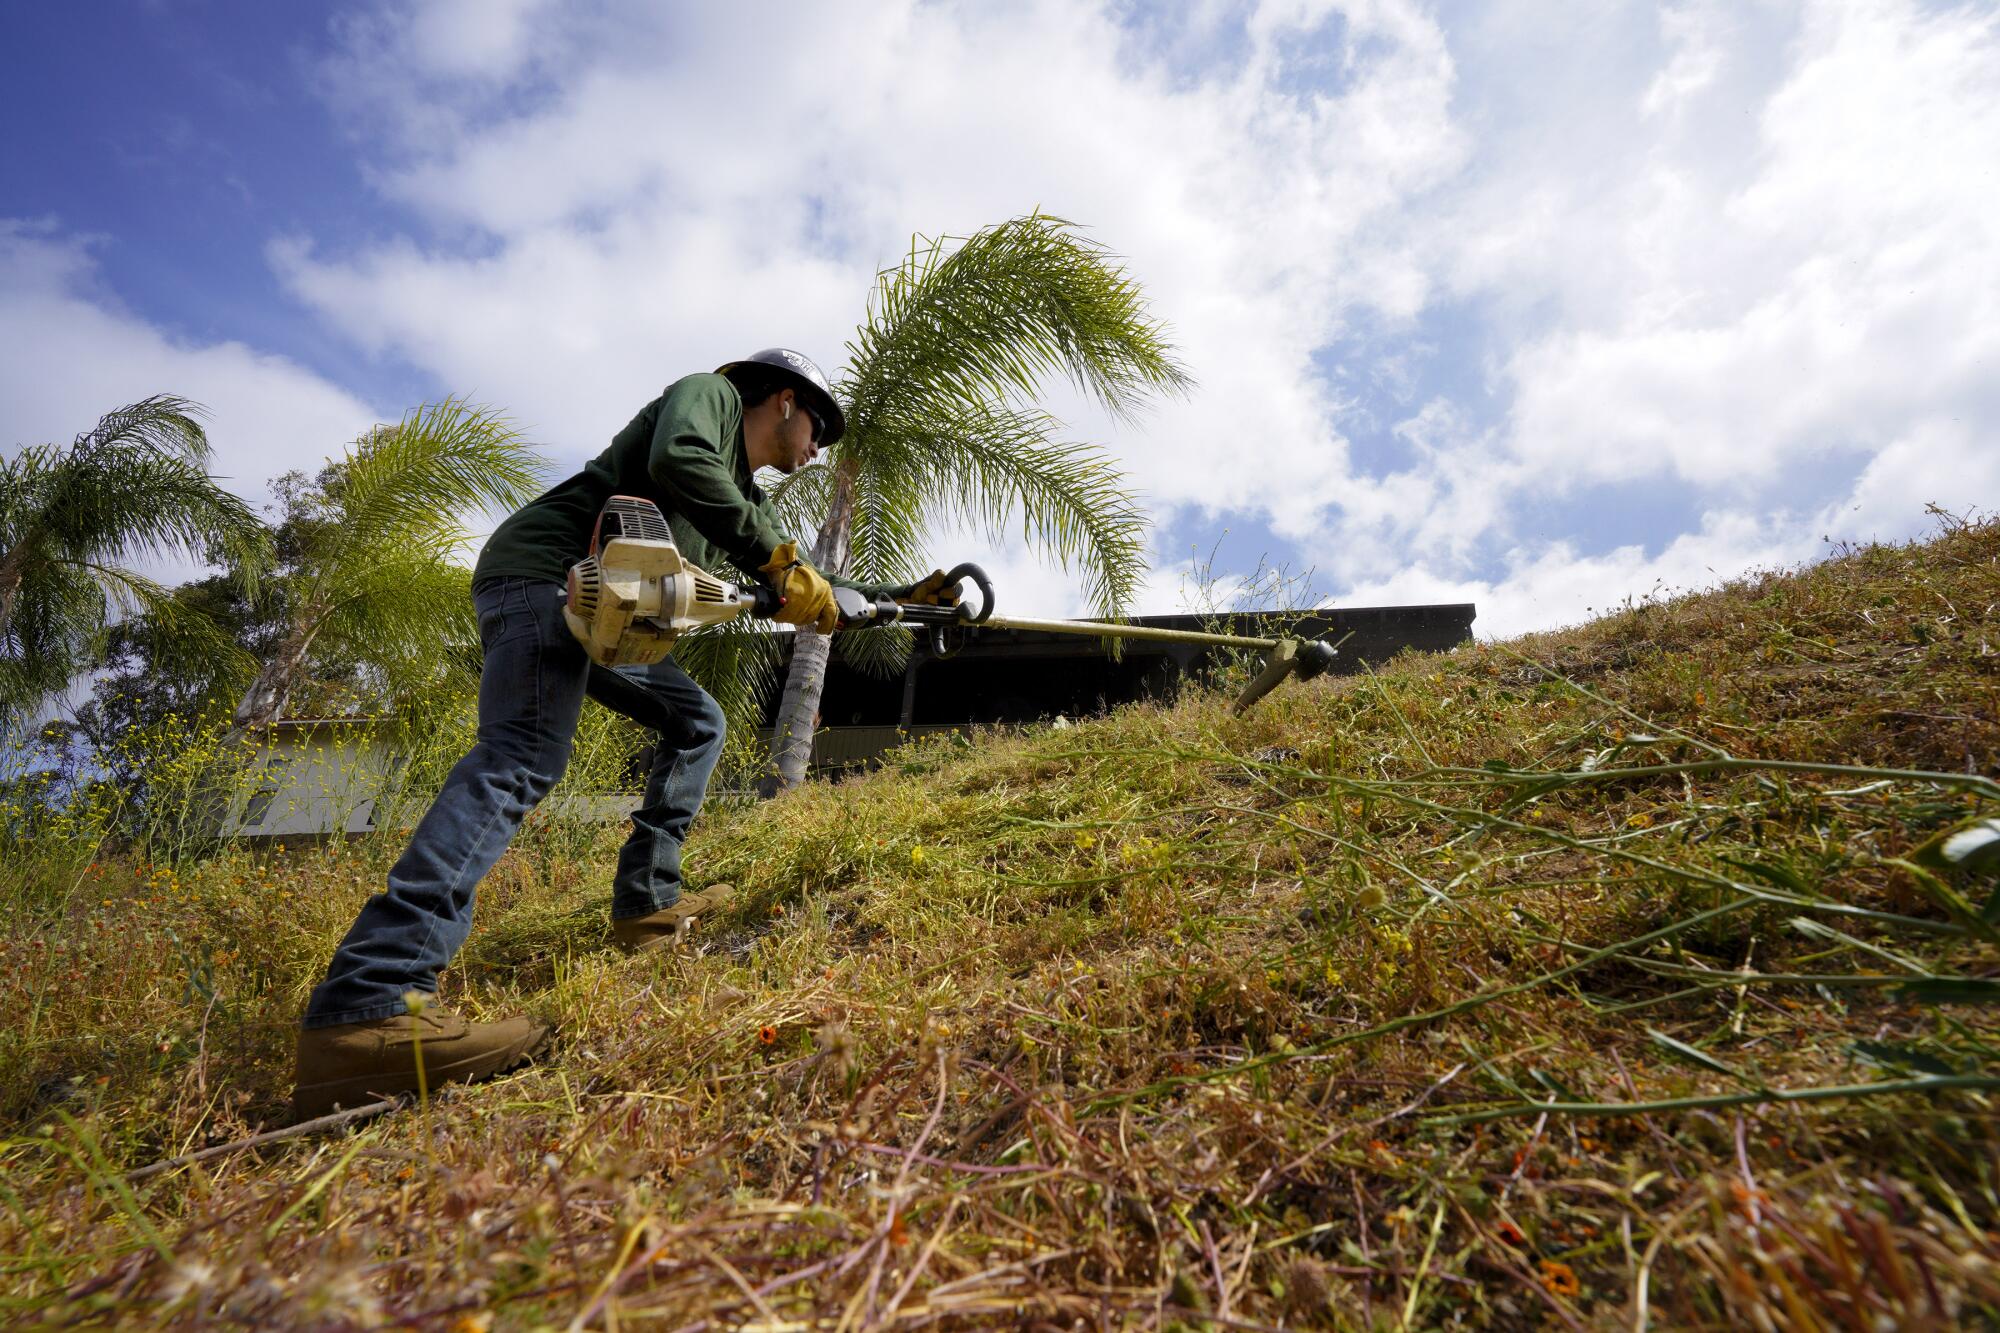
[2,512,1997,1329]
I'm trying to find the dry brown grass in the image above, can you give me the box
[2,514,1997,1329]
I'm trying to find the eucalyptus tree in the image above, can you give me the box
[230,400,550,731]
[0,396,268,726]
[759,214,1191,791]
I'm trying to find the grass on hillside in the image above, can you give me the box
[2,514,1998,1330]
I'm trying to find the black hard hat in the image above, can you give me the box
[715,347,846,446]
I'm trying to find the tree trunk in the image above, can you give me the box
[231,622,314,732]
[0,542,25,649]
[762,457,860,795]
[763,628,830,796]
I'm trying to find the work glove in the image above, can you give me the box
[759,542,839,634]
[891,569,963,607]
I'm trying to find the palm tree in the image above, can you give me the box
[0,397,269,725]
[759,214,1192,791]
[230,399,550,731]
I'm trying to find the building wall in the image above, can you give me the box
[223,729,389,838]
[766,603,1477,772]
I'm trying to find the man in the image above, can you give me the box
[290,348,953,1119]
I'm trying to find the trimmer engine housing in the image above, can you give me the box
[563,496,753,667]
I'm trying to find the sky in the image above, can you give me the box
[4,0,1997,637]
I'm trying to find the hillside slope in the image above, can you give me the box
[5,516,1999,1329]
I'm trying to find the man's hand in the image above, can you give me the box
[759,542,839,634]
[893,569,963,607]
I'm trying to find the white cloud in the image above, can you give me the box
[0,221,383,577]
[1833,418,2000,539]
[1317,0,2000,626]
[278,0,1468,522]
[1336,508,1820,638]
[315,0,565,148]
[19,0,1999,646]
[1481,0,2000,499]
[287,0,2000,629]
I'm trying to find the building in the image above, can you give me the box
[766,602,1477,775]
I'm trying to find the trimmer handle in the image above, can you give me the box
[939,562,994,624]
[831,586,889,627]
[911,563,993,657]
[754,563,998,638]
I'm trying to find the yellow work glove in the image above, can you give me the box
[894,569,963,607]
[759,542,839,634]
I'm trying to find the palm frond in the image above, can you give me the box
[74,561,258,693]
[3,398,261,569]
[839,213,1192,442]
[0,397,272,721]
[43,450,268,575]
[1,560,100,716]
[311,399,550,591]
[69,395,210,466]
[0,446,54,549]
[828,400,1144,676]
[224,401,551,727]
[841,451,932,589]
[764,461,837,551]
[1,558,253,720]
[670,621,787,740]
[833,623,916,679]
[317,554,479,679]
[868,398,1147,617]
[76,561,194,622]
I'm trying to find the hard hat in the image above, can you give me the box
[715,348,846,446]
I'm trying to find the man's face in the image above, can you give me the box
[776,390,824,472]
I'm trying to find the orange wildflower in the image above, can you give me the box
[758,1025,779,1046]
[1538,1260,1580,1298]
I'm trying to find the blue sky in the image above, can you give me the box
[2,4,434,407]
[5,0,1998,635]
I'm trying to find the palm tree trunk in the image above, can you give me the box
[763,457,860,795]
[764,629,830,795]
[0,542,26,646]
[231,622,314,732]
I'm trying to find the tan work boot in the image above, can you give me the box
[611,883,734,954]
[291,1004,547,1121]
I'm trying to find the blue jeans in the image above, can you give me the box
[302,577,728,1027]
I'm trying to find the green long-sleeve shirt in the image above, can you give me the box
[473,373,885,596]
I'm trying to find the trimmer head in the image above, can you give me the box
[1232,637,1338,715]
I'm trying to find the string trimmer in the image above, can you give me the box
[565,496,1338,714]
